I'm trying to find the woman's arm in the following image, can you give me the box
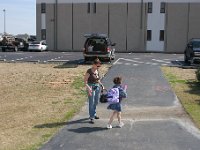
[84,72,92,96]
[98,80,105,89]
[97,70,105,89]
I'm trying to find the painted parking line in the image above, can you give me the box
[151,63,158,65]
[152,59,171,64]
[161,64,168,66]
[119,58,144,64]
[125,63,131,65]
[16,58,24,60]
[0,59,6,61]
[47,60,69,63]
[113,58,121,65]
[145,62,151,65]
[133,64,139,66]
[114,58,161,67]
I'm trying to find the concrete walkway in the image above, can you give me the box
[40,56,200,150]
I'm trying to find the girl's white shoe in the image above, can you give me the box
[119,122,124,128]
[107,124,112,129]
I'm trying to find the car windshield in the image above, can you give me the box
[193,41,200,48]
[87,38,106,46]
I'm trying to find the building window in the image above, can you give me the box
[41,29,46,40]
[147,30,152,41]
[87,3,90,13]
[93,3,96,13]
[147,2,153,13]
[160,30,165,41]
[160,2,166,13]
[41,3,46,13]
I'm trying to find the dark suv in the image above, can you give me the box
[184,38,200,64]
[83,33,116,62]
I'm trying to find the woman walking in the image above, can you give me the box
[84,58,104,124]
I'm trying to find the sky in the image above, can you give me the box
[0,0,36,35]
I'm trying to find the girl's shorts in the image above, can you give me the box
[107,103,122,112]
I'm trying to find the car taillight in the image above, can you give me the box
[107,47,111,52]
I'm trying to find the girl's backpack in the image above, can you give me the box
[106,88,119,103]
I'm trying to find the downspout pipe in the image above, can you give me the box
[140,0,143,29]
[54,0,58,50]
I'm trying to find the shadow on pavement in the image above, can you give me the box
[54,58,111,69]
[171,60,184,66]
[68,127,107,133]
[34,118,89,129]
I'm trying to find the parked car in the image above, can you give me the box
[0,35,23,52]
[83,33,116,62]
[184,38,200,64]
[28,40,48,52]
[15,37,29,51]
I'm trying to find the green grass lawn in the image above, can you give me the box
[0,63,110,150]
[162,67,200,129]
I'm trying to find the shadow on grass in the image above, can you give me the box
[34,118,89,129]
[185,81,200,105]
[195,100,200,105]
[53,59,84,69]
[186,81,200,96]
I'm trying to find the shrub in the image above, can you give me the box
[196,68,200,81]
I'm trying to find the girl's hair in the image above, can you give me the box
[113,76,122,84]
[93,58,101,65]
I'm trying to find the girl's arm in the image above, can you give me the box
[119,87,127,98]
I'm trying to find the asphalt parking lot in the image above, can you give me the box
[1,51,199,69]
[0,51,186,66]
[0,51,83,64]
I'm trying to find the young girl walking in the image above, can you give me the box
[107,76,127,129]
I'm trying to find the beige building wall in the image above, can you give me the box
[90,4,108,34]
[36,1,200,52]
[188,3,200,40]
[109,3,127,51]
[57,4,72,50]
[165,3,189,53]
[36,4,41,41]
[73,3,108,51]
[46,4,55,50]
[73,4,91,50]
[127,3,146,52]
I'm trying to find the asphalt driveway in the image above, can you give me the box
[40,54,200,150]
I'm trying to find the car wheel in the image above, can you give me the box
[111,54,115,60]
[184,54,189,63]
[185,54,192,65]
[2,47,6,52]
[84,57,89,62]
[106,57,111,63]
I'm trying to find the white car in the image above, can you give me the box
[28,40,48,51]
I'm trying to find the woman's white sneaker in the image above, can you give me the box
[107,124,112,129]
[119,122,124,128]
